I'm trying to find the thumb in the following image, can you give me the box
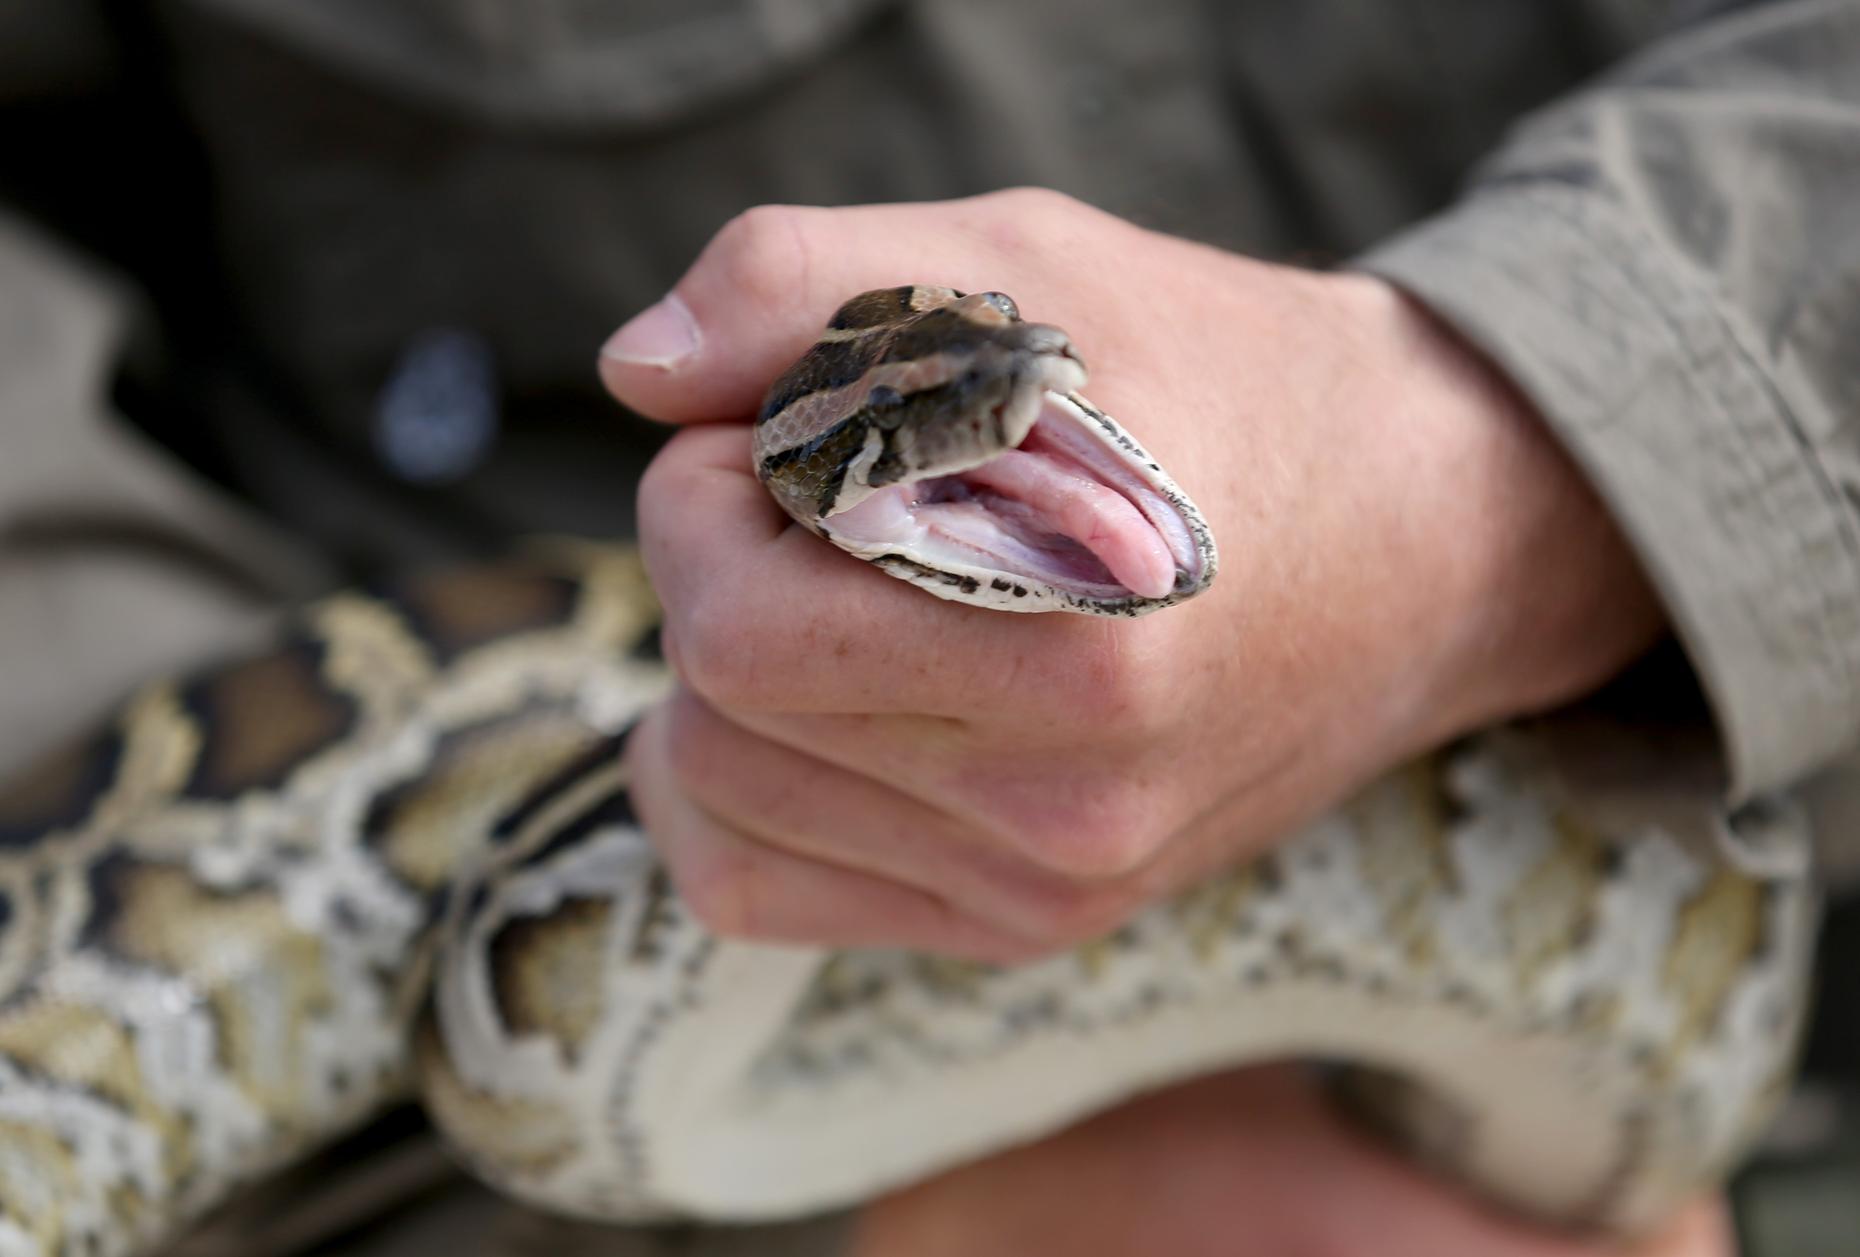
[596,194,1056,425]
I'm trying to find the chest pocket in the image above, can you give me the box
[183,0,903,126]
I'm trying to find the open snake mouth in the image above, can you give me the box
[823,391,1206,603]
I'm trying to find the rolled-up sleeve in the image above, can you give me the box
[1356,0,1860,801]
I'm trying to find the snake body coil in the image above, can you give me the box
[0,290,1816,1256]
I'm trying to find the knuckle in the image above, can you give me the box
[973,900,1135,965]
[965,186,1101,259]
[634,441,690,543]
[1016,883,1135,950]
[662,699,720,796]
[991,185,1083,215]
[705,204,817,309]
[675,842,759,938]
[970,205,1044,261]
[635,430,720,570]
[1012,779,1164,880]
[671,593,764,709]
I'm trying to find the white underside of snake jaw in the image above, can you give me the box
[824,393,1218,616]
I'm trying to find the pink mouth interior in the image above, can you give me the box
[826,395,1200,601]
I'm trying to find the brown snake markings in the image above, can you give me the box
[0,291,1823,1256]
[0,547,1816,1253]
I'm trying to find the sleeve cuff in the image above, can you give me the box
[1355,183,1860,800]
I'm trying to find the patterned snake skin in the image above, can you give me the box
[0,293,1821,1256]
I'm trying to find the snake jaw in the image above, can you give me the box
[823,388,1216,614]
[756,287,1217,615]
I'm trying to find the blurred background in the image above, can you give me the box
[1,1,1854,1253]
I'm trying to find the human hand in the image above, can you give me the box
[599,188,1664,962]
[849,1066,1733,1257]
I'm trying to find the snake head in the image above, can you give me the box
[755,286,1217,616]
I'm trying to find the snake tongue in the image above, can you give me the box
[825,392,1201,604]
[957,448,1178,599]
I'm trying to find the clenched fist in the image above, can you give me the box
[598,188,1661,963]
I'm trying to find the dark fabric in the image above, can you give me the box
[3,0,1672,577]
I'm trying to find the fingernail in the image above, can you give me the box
[601,293,700,368]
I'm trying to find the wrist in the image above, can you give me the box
[1331,273,1667,744]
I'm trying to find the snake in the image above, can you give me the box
[0,285,1818,1256]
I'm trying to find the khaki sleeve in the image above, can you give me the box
[1355,0,1860,802]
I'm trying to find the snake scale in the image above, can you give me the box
[0,287,1818,1256]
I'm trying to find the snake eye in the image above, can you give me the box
[981,292,1019,320]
